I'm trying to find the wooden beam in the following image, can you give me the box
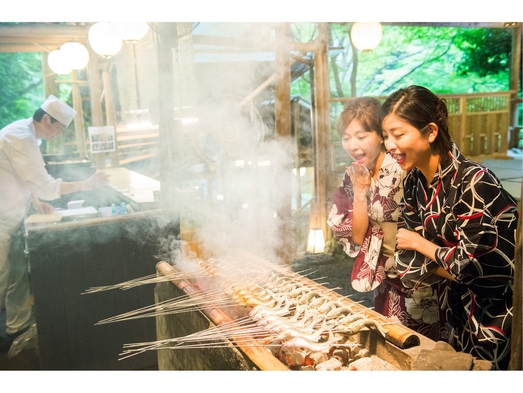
[0,24,89,38]
[156,23,182,205]
[102,63,120,168]
[41,51,58,101]
[71,70,87,158]
[87,48,105,169]
[0,36,87,44]
[509,24,522,140]
[274,22,292,265]
[0,23,89,53]
[313,23,332,243]
[0,44,56,52]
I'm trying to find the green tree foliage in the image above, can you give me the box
[0,52,44,129]
[290,23,512,105]
[453,28,512,77]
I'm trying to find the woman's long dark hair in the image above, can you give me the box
[379,85,452,157]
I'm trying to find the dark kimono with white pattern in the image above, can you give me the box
[328,153,447,342]
[397,144,518,370]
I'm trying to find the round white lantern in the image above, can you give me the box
[88,22,123,58]
[350,22,383,52]
[48,49,73,75]
[60,42,89,70]
[112,22,149,43]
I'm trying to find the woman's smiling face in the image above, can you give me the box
[341,118,384,172]
[381,113,435,172]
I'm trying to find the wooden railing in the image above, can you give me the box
[114,124,159,166]
[443,92,512,157]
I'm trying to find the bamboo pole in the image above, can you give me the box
[295,273,420,349]
[155,261,290,371]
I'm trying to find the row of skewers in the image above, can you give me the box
[84,248,396,370]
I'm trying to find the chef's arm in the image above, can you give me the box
[59,172,109,195]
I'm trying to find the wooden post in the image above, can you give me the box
[102,63,120,167]
[459,97,469,155]
[509,23,522,148]
[156,23,182,207]
[87,48,105,169]
[274,22,292,265]
[70,70,87,158]
[41,52,59,100]
[293,99,302,210]
[313,23,332,242]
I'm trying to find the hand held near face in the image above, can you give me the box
[348,163,372,195]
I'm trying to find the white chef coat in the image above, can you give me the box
[1,117,64,335]
[0,117,62,233]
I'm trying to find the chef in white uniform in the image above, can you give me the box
[0,95,109,352]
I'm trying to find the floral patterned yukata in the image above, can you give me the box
[397,144,518,370]
[327,153,447,342]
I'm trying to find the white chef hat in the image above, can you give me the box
[40,95,77,127]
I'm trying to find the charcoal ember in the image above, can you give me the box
[315,357,343,371]
[266,338,283,357]
[281,347,307,369]
[332,348,350,364]
[303,355,316,368]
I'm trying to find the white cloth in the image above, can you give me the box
[0,117,62,334]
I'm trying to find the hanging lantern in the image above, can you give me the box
[60,42,89,70]
[350,22,383,52]
[112,22,149,43]
[47,49,72,75]
[88,22,123,58]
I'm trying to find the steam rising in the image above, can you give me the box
[154,23,300,270]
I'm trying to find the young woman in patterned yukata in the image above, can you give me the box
[380,85,518,370]
[327,97,447,342]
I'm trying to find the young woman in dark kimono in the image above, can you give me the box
[380,85,518,370]
[328,97,447,342]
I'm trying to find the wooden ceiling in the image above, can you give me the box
[1,22,520,54]
[0,23,89,53]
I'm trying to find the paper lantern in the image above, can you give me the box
[88,22,123,58]
[60,42,89,70]
[112,22,149,43]
[350,22,383,52]
[47,49,72,75]
[306,228,325,253]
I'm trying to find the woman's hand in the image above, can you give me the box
[395,228,423,251]
[347,162,372,196]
